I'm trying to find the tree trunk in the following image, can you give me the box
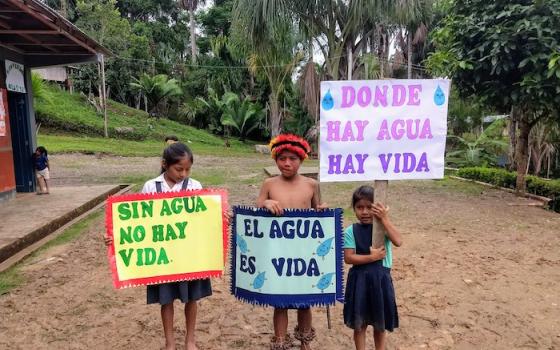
[269,94,281,137]
[508,106,518,170]
[547,154,552,178]
[515,109,530,194]
[136,93,141,110]
[249,71,255,91]
[378,30,384,78]
[383,32,389,77]
[534,152,544,176]
[60,0,67,18]
[407,28,412,79]
[189,8,197,64]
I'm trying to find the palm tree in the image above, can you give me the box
[232,5,303,136]
[180,0,206,64]
[246,36,304,136]
[31,73,53,105]
[392,0,433,78]
[446,119,509,167]
[220,92,266,141]
[529,120,559,177]
[234,0,395,80]
[130,74,183,116]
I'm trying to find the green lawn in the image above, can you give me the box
[35,84,256,157]
[38,134,253,157]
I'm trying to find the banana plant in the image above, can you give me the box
[446,118,509,167]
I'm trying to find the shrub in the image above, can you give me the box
[456,167,560,212]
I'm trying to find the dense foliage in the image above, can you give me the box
[456,167,560,212]
[37,0,559,178]
[427,0,560,191]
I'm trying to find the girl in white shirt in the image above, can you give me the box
[145,142,210,350]
[106,142,208,350]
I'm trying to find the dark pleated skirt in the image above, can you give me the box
[343,261,399,331]
[147,279,212,305]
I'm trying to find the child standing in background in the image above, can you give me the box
[33,146,50,195]
[165,135,179,145]
[343,185,403,350]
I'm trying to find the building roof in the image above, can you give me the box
[0,0,110,68]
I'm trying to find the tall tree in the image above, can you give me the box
[180,0,206,64]
[392,0,432,78]
[427,0,560,193]
[246,26,302,136]
[233,0,397,80]
[74,0,150,104]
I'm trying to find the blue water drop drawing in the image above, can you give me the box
[314,273,336,292]
[236,234,249,254]
[322,89,334,110]
[434,85,445,106]
[315,237,335,259]
[251,272,266,291]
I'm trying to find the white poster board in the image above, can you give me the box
[319,79,450,182]
[5,60,26,93]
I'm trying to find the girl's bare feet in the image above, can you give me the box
[185,341,198,350]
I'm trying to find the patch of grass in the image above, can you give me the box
[0,267,24,295]
[194,172,227,186]
[432,177,485,195]
[119,175,154,192]
[38,134,253,158]
[0,209,102,295]
[32,209,103,256]
[35,85,257,156]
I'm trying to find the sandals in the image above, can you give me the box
[294,326,316,350]
[270,327,316,350]
[270,335,294,350]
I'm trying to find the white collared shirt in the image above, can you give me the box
[141,174,202,194]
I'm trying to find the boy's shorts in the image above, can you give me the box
[37,168,50,180]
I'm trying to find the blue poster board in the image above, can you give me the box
[231,206,344,308]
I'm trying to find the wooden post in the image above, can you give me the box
[316,107,331,329]
[373,180,388,248]
[99,54,108,138]
[347,45,387,246]
[373,59,388,248]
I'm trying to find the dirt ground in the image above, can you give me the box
[1,153,559,350]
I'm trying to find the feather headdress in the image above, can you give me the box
[268,134,311,160]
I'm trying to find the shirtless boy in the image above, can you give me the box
[257,134,326,350]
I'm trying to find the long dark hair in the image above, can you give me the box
[351,185,374,208]
[36,146,48,157]
[160,142,193,174]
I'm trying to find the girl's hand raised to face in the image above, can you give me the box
[371,202,389,221]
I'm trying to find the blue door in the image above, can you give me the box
[8,91,35,192]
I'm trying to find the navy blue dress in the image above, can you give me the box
[343,223,399,331]
[146,179,212,305]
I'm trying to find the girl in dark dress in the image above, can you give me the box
[343,186,403,350]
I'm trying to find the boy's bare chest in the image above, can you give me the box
[268,182,314,209]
